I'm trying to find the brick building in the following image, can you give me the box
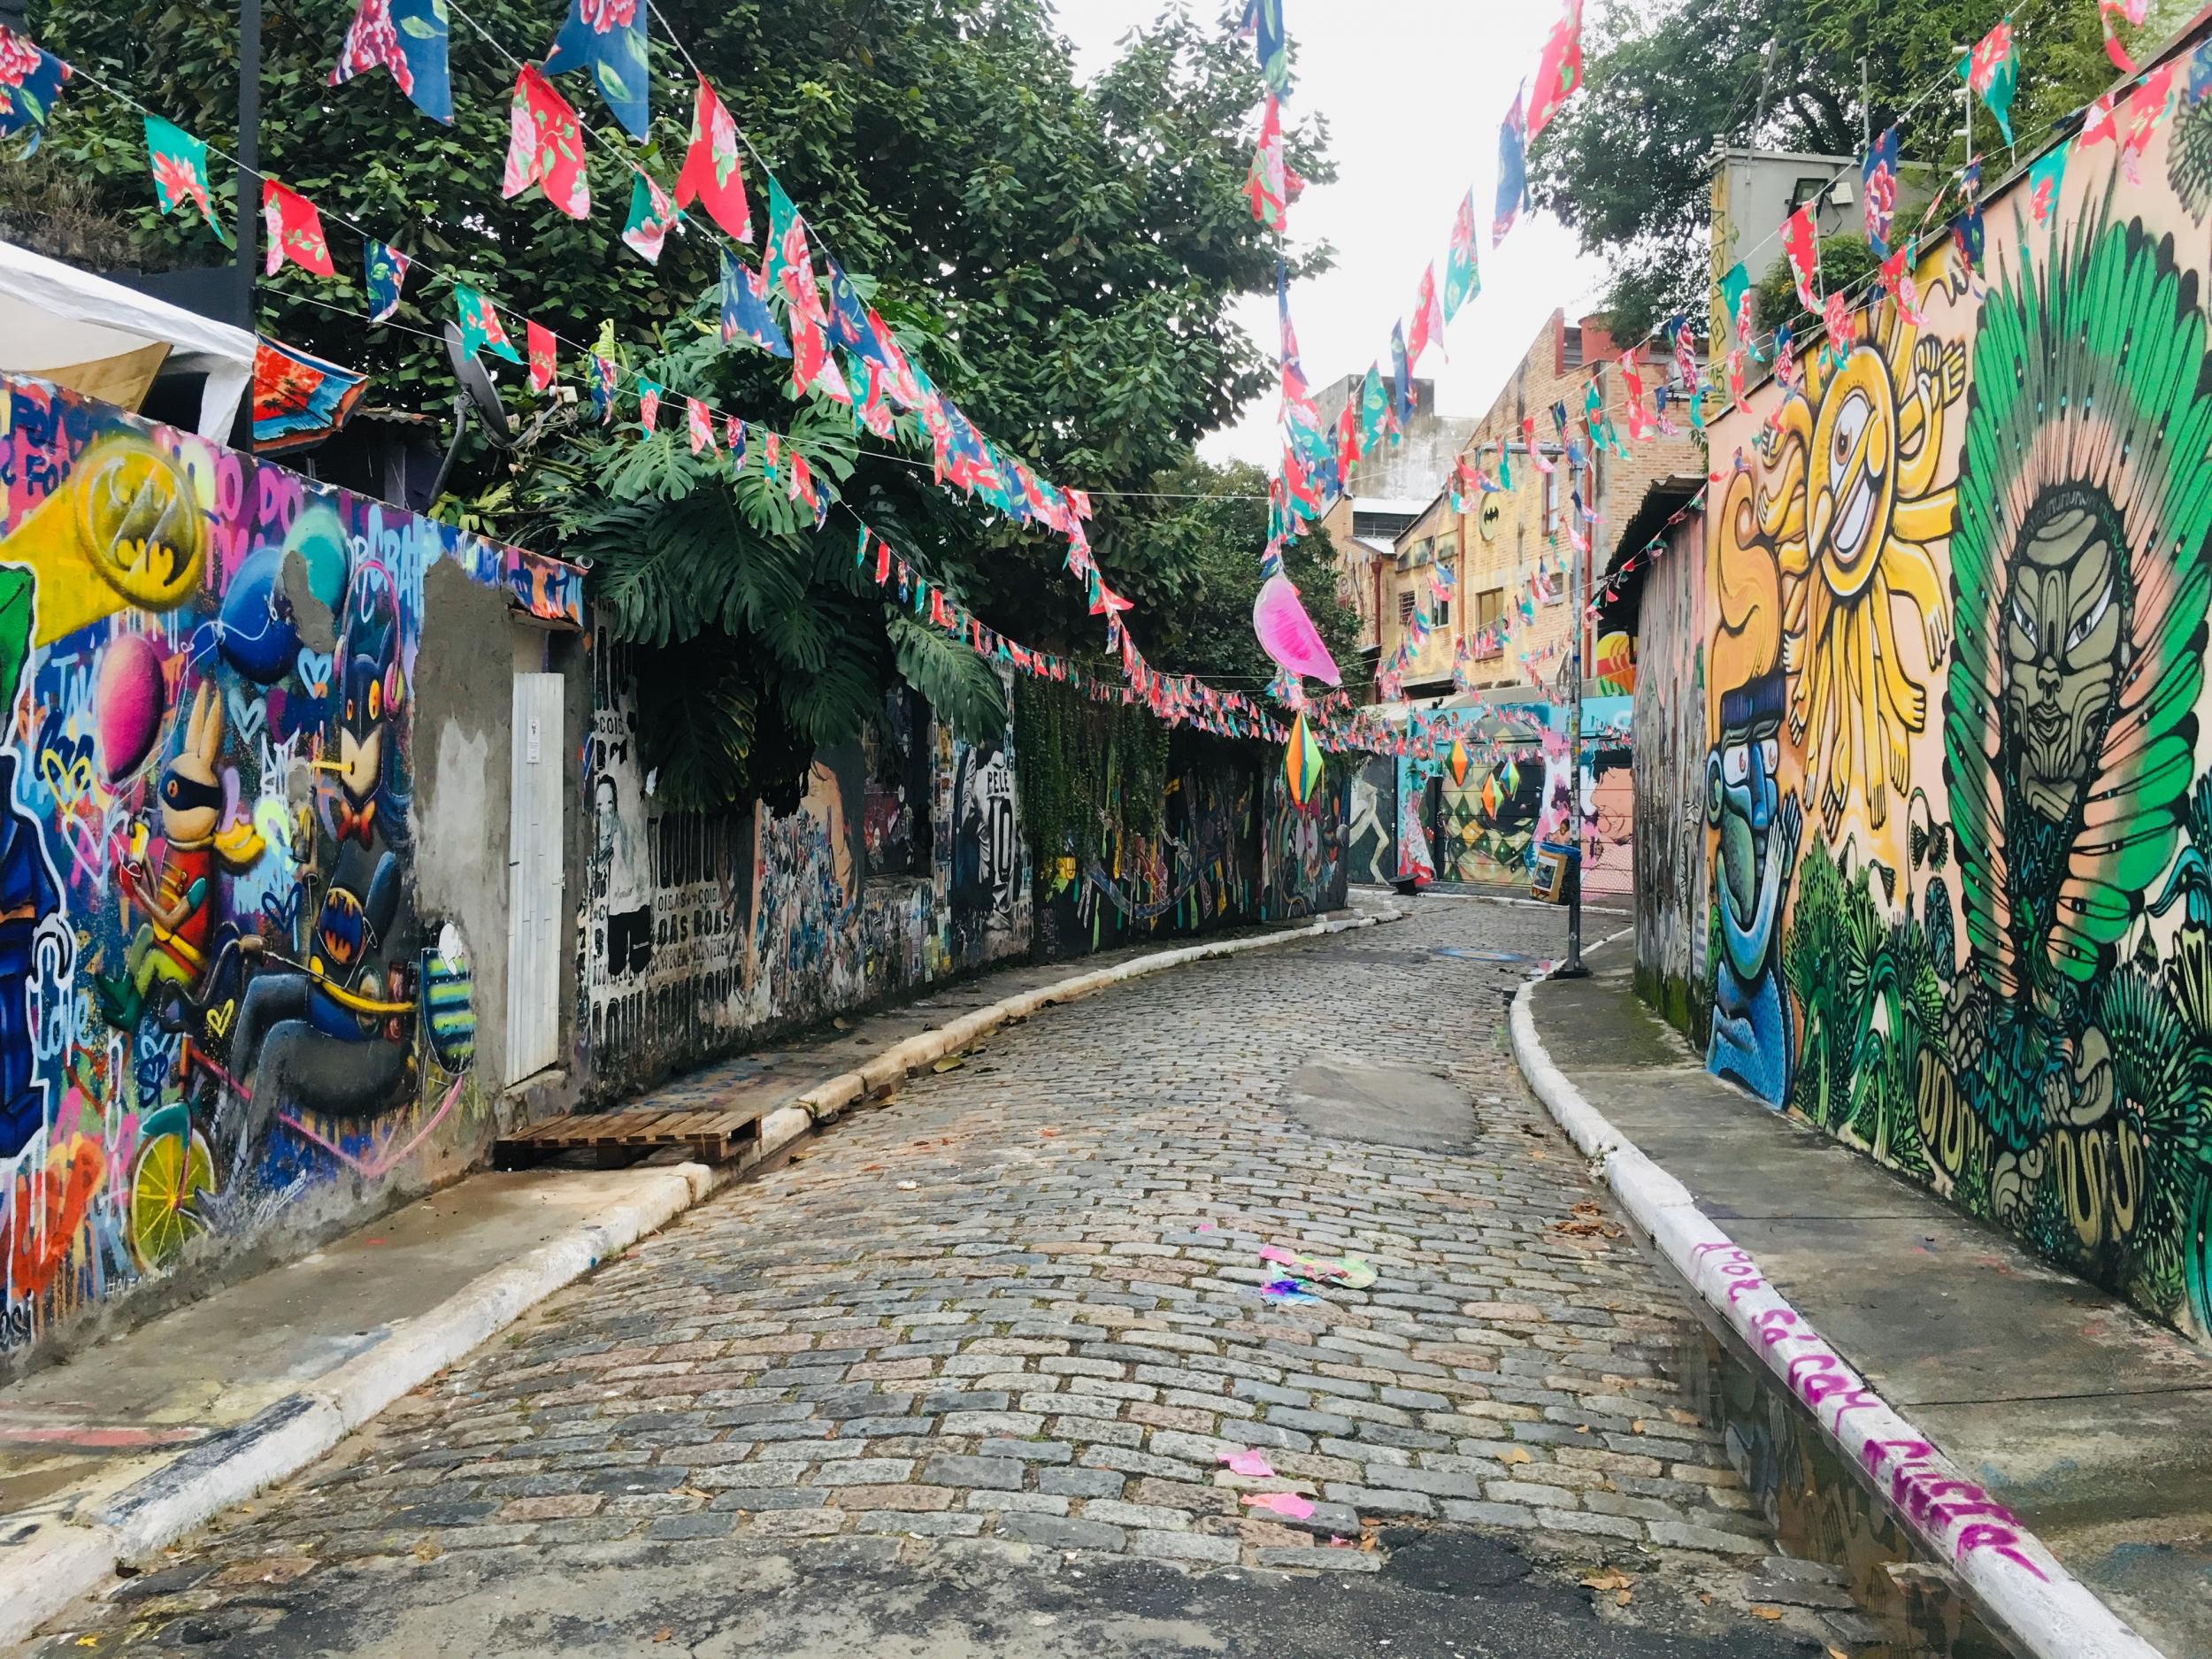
[1371,310,1704,700]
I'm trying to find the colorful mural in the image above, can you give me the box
[1036,761,1262,959]
[1670,74,2212,1347]
[1399,700,1632,896]
[0,375,547,1355]
[1629,515,1709,1036]
[581,649,1033,1097]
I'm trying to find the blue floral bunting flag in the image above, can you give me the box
[620,170,681,265]
[719,247,791,357]
[365,239,411,324]
[0,26,72,154]
[329,0,452,124]
[1494,85,1529,247]
[543,0,650,141]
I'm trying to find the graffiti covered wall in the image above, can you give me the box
[1630,517,1710,1036]
[582,652,1033,1096]
[1400,699,1633,895]
[0,376,569,1359]
[1673,49,2212,1348]
[1347,755,1397,886]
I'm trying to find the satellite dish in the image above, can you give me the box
[442,320,514,449]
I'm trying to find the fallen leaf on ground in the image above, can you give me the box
[1749,1606,1783,1620]
[1616,1589,1633,1607]
[1498,1447,1532,1465]
[1528,1148,1547,1159]
[411,1540,441,1563]
[1040,1128,1056,1137]
[1581,1571,1634,1592]
[932,1056,964,1072]
[653,1631,672,1644]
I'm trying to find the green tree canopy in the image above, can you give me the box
[19,0,1335,810]
[1531,0,2185,337]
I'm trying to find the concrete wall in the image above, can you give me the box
[581,657,1353,1099]
[1645,37,2212,1348]
[0,375,581,1366]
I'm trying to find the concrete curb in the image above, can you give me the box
[1508,973,2168,1659]
[0,904,1394,1647]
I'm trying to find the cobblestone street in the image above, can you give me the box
[29,899,1835,1657]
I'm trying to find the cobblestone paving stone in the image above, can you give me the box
[31,900,1839,1655]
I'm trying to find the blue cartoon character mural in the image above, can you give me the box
[1705,469,1799,1105]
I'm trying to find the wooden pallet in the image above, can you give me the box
[494,1104,766,1169]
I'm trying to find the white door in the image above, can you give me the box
[504,672,565,1085]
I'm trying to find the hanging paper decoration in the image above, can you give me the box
[1881,243,1924,326]
[1524,0,1585,141]
[1356,362,1390,456]
[1718,261,1753,347]
[1240,0,1290,99]
[1772,322,1800,394]
[260,180,334,278]
[1253,573,1341,686]
[620,170,681,264]
[2027,145,2068,228]
[1408,264,1447,367]
[1388,323,1413,423]
[589,353,617,423]
[1861,126,1899,261]
[1780,205,1820,310]
[2123,62,2178,178]
[526,320,557,393]
[637,378,662,433]
[1284,711,1324,810]
[1494,85,1530,247]
[1823,288,1856,353]
[686,396,713,456]
[787,449,818,511]
[1668,317,1703,430]
[674,76,752,242]
[542,0,650,141]
[1523,413,1554,474]
[452,283,523,364]
[1446,735,1472,791]
[764,177,824,319]
[1960,19,2016,145]
[1951,161,1984,273]
[725,413,745,459]
[1619,349,1655,443]
[0,25,71,154]
[2100,0,2148,74]
[252,338,367,452]
[1245,94,1296,230]
[719,248,791,357]
[2191,38,2212,103]
[763,428,780,479]
[144,115,232,246]
[365,240,411,324]
[502,65,590,220]
[329,0,451,124]
[854,356,896,438]
[1442,188,1480,322]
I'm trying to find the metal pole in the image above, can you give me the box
[235,0,261,337]
[1559,449,1590,979]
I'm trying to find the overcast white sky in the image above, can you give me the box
[1051,1,1609,465]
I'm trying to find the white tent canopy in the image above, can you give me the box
[0,238,253,438]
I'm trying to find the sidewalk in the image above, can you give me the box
[1520,949,2211,1659]
[0,897,1396,1645]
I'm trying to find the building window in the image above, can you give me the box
[1356,510,1420,541]
[1399,590,1416,626]
[1473,587,1504,657]
[1563,326,1584,369]
[1543,472,1561,534]
[1435,597,1450,627]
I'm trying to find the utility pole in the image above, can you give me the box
[235,0,262,337]
[1558,447,1591,979]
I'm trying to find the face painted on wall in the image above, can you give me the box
[2002,492,2127,825]
[1709,680,1781,926]
[1808,357,1896,600]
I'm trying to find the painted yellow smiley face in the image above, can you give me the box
[1807,348,1897,601]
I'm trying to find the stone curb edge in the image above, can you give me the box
[0,903,1397,1647]
[1507,972,2167,1659]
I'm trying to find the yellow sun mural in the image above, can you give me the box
[1753,283,1966,833]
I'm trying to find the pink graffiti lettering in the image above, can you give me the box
[1954,1524,2046,1578]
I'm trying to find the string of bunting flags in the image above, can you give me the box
[0,3,1398,757]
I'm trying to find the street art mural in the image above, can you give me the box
[1263,764,1349,919]
[582,656,1032,1097]
[1037,764,1260,960]
[1629,516,1710,1036]
[1347,755,1396,886]
[0,375,565,1355]
[1397,702,1632,896]
[1671,74,2212,1348]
